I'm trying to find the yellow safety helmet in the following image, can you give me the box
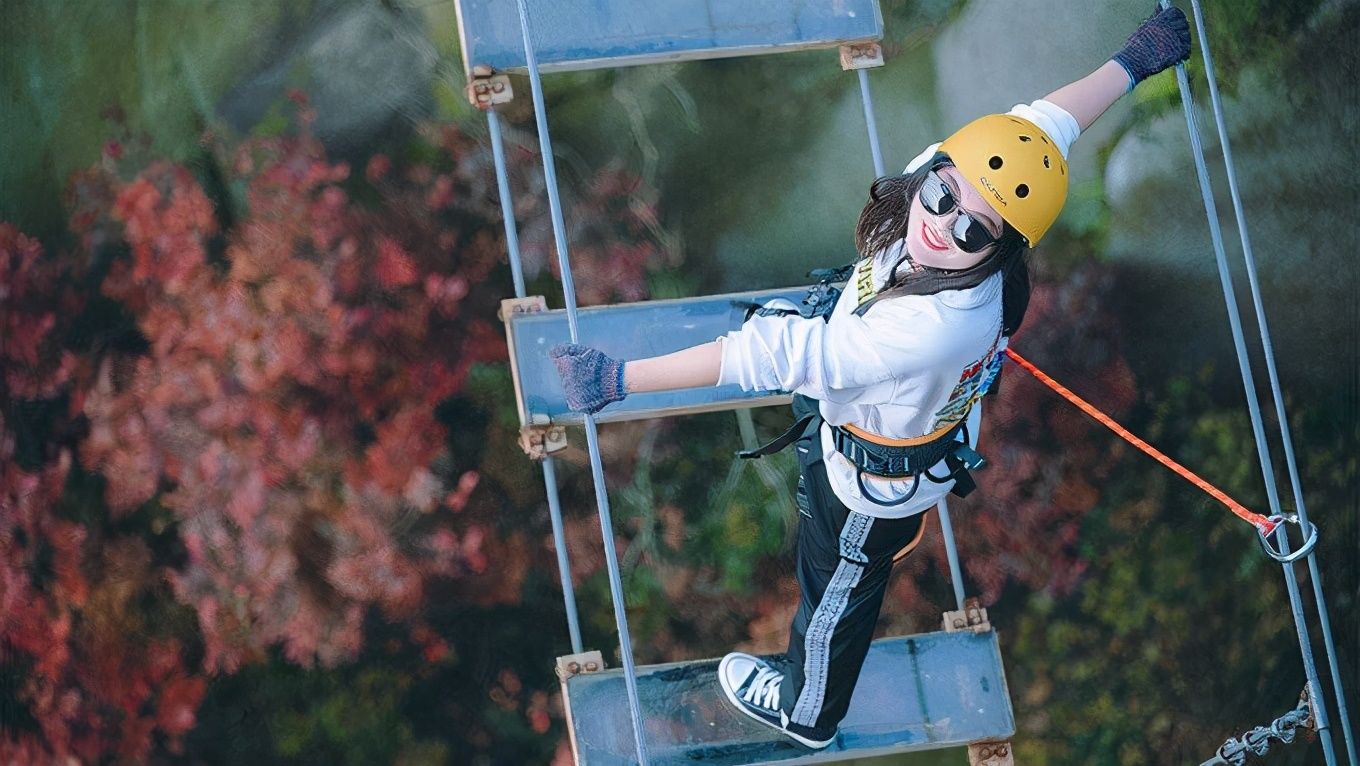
[938,114,1068,246]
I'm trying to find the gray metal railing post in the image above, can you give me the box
[936,498,968,612]
[486,108,584,655]
[1162,1,1336,756]
[1185,2,1355,759]
[857,68,887,177]
[512,2,651,762]
[487,109,528,299]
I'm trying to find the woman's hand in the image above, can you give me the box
[1113,5,1193,88]
[550,343,627,414]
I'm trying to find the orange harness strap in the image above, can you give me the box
[1004,348,1279,536]
[840,419,958,447]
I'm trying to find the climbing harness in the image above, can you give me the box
[736,253,1000,508]
[737,394,986,508]
[1200,688,1315,766]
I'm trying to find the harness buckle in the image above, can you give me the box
[953,443,987,471]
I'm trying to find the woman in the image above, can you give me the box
[550,6,1191,750]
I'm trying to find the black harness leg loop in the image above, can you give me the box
[857,469,921,507]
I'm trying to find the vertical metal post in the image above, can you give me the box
[512,2,650,762]
[1163,9,1336,757]
[487,106,583,655]
[1185,2,1355,759]
[936,498,968,612]
[856,68,887,178]
[542,457,584,654]
[487,109,527,299]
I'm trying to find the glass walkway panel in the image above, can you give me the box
[503,288,807,427]
[455,0,882,73]
[561,631,1014,765]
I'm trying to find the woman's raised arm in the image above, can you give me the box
[1043,5,1191,131]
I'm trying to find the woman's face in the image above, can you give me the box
[905,164,1005,270]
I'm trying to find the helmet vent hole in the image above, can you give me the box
[1041,135,1050,144]
[1043,155,1051,168]
[989,156,1004,170]
[1018,135,1032,142]
[1016,184,1030,199]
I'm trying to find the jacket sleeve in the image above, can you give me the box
[716,302,950,404]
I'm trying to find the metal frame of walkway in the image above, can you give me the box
[453,1,1356,763]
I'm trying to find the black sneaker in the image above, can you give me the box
[717,652,836,750]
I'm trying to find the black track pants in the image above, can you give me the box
[776,431,925,732]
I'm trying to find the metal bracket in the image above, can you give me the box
[520,413,567,459]
[555,650,606,681]
[943,597,992,634]
[499,296,567,459]
[557,650,605,766]
[839,41,885,71]
[968,740,1015,766]
[466,64,513,109]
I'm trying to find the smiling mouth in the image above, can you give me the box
[920,222,949,251]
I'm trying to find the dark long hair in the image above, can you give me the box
[853,157,1032,337]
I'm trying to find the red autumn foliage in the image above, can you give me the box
[2,224,208,764]
[2,107,677,762]
[75,128,507,673]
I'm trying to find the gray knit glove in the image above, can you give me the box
[1112,5,1192,87]
[550,343,627,414]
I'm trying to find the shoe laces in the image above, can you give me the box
[743,665,783,712]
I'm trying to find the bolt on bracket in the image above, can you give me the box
[467,64,513,109]
[556,650,606,681]
[968,740,1015,766]
[942,597,992,634]
[520,413,567,460]
[839,41,885,71]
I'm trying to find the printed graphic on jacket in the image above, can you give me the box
[932,332,1004,431]
[854,259,876,308]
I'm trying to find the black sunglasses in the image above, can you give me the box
[919,170,1001,253]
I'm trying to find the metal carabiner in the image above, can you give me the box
[1256,515,1319,564]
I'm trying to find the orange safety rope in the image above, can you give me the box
[1003,348,1279,536]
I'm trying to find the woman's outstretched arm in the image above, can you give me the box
[1042,60,1136,132]
[623,341,722,393]
[549,340,722,414]
[1043,5,1191,131]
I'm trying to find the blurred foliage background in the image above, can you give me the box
[1,0,1356,764]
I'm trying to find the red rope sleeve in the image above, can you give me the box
[1003,348,1278,536]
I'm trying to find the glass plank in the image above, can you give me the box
[564,631,1015,765]
[455,0,883,74]
[507,288,810,426]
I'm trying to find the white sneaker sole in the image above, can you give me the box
[716,654,835,750]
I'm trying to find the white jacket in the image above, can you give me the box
[717,100,1080,518]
